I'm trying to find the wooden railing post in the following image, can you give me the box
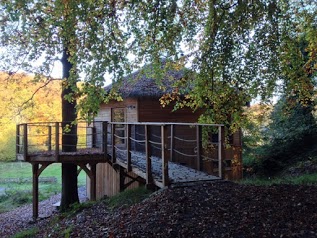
[127,124,132,172]
[16,124,20,156]
[218,125,225,179]
[161,125,169,186]
[102,122,108,157]
[55,122,59,161]
[111,123,116,163]
[145,125,153,185]
[196,125,202,171]
[23,124,28,160]
[48,125,52,151]
[170,124,174,162]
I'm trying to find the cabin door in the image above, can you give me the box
[111,108,126,146]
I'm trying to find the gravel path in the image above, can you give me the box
[0,187,87,238]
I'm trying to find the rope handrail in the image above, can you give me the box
[113,134,127,140]
[148,140,162,146]
[150,144,162,151]
[114,145,127,153]
[173,136,196,143]
[135,132,145,137]
[129,137,145,143]
[173,149,197,157]
[151,133,161,139]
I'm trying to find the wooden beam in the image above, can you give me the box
[196,125,202,171]
[111,123,116,163]
[55,122,59,161]
[170,124,174,162]
[16,124,20,157]
[102,121,107,156]
[90,163,97,201]
[218,126,225,179]
[145,125,153,185]
[127,124,132,172]
[32,163,39,220]
[161,125,169,186]
[48,126,52,151]
[23,124,28,161]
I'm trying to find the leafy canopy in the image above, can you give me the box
[0,0,316,128]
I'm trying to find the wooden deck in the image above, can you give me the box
[16,121,231,219]
[114,150,220,188]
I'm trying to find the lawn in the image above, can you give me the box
[0,161,86,213]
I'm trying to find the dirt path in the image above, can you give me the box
[0,187,87,238]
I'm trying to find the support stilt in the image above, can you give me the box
[32,163,39,220]
[90,163,97,201]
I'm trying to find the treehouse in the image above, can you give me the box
[87,65,243,199]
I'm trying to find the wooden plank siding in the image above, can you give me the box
[86,163,140,199]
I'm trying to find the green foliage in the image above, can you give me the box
[11,227,39,238]
[1,0,316,129]
[250,97,317,175]
[105,187,152,210]
[241,173,317,186]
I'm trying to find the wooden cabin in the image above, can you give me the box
[87,66,243,199]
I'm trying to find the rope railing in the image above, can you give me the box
[173,148,197,158]
[171,136,196,143]
[16,121,226,181]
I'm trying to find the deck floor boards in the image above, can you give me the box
[115,150,220,187]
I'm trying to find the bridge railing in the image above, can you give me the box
[108,122,226,186]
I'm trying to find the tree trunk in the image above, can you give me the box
[60,47,79,211]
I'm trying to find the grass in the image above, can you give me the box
[0,161,86,213]
[105,186,152,210]
[240,172,317,186]
[11,227,39,238]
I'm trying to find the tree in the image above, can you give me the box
[0,0,130,211]
[1,0,316,207]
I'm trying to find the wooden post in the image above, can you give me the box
[90,163,97,201]
[102,122,108,157]
[119,167,125,192]
[23,124,28,160]
[16,124,20,156]
[161,125,169,186]
[145,125,152,185]
[92,127,97,148]
[48,126,52,151]
[127,124,132,172]
[32,163,39,220]
[196,125,202,171]
[55,122,59,161]
[218,125,225,179]
[170,124,174,162]
[111,123,116,163]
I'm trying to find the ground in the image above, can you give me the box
[1,181,317,237]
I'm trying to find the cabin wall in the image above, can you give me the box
[89,97,243,200]
[138,98,201,122]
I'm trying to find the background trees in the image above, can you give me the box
[0,0,316,204]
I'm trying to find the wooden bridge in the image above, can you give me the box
[16,121,237,219]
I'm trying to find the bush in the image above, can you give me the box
[256,97,317,175]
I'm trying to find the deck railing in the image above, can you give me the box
[16,121,108,161]
[16,121,227,185]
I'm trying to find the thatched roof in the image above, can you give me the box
[105,64,185,99]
